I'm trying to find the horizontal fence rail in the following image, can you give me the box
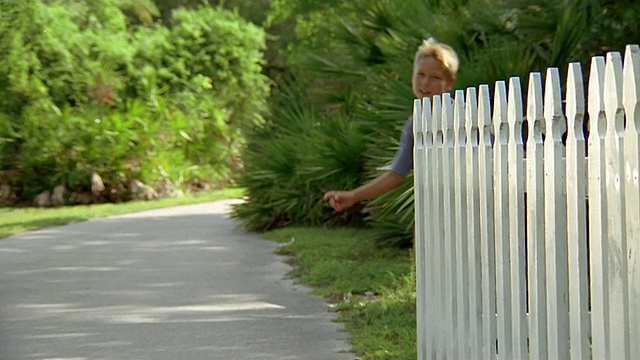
[413,45,640,360]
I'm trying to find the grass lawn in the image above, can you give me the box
[264,227,417,360]
[0,187,244,239]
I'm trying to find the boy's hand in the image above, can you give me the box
[323,191,356,212]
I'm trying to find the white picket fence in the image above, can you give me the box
[413,45,640,360]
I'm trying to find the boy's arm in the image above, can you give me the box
[324,172,405,212]
[325,117,413,212]
[349,172,405,202]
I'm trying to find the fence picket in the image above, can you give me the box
[464,87,482,356]
[413,98,427,360]
[622,44,640,360]
[478,84,498,359]
[441,93,458,359]
[453,90,470,358]
[603,52,631,359]
[493,81,513,358]
[422,96,436,360]
[506,77,527,359]
[543,67,570,360]
[565,62,590,359]
[587,55,610,360]
[525,72,548,359]
[430,96,445,359]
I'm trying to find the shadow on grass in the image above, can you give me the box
[0,217,85,239]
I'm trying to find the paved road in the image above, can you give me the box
[0,200,355,360]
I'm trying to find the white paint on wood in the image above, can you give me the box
[587,55,610,360]
[478,84,498,359]
[413,45,640,360]
[525,72,548,359]
[453,90,470,358]
[565,62,591,359]
[622,44,640,360]
[422,96,436,360]
[603,51,631,359]
[493,81,513,358]
[543,67,570,360]
[413,98,427,360]
[441,93,457,359]
[464,87,482,356]
[431,95,446,359]
[506,77,527,359]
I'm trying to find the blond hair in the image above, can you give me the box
[414,38,459,78]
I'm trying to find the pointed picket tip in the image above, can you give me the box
[442,92,454,131]
[465,87,478,133]
[566,63,585,138]
[422,96,433,146]
[566,63,585,116]
[588,57,606,116]
[465,88,479,147]
[432,94,443,136]
[422,96,432,128]
[508,77,523,127]
[493,81,508,128]
[492,80,507,145]
[588,56,606,135]
[454,90,465,129]
[544,68,563,121]
[623,45,640,120]
[478,84,493,147]
[478,84,492,128]
[603,52,624,130]
[527,72,544,133]
[414,98,423,135]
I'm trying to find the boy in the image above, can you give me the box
[323,38,458,212]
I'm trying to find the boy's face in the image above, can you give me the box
[412,56,455,100]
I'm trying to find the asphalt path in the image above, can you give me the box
[0,200,355,360]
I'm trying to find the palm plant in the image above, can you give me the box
[307,0,640,246]
[233,78,369,230]
[237,0,640,246]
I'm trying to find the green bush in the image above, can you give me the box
[0,1,269,204]
[234,0,640,248]
[13,99,161,198]
[233,81,368,231]
[167,7,269,127]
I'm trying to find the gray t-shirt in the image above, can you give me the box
[391,117,413,176]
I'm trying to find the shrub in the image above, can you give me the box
[233,81,368,230]
[0,1,269,204]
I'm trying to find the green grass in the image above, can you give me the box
[0,188,244,239]
[263,227,417,360]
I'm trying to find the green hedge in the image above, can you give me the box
[0,1,269,204]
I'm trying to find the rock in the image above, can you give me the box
[129,179,158,200]
[34,190,52,207]
[0,184,10,201]
[50,185,67,207]
[363,291,379,302]
[91,172,105,195]
[69,192,92,205]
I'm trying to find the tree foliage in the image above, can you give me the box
[233,0,640,247]
[0,0,269,204]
